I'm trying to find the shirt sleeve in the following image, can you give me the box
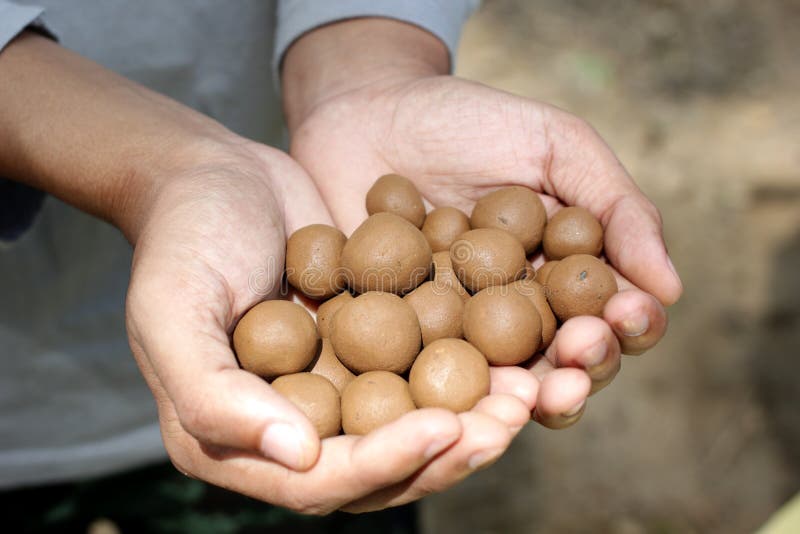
[273,0,480,78]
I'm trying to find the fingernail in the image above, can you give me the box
[261,422,308,469]
[468,448,504,470]
[424,434,459,459]
[562,400,585,418]
[583,341,607,368]
[618,314,649,337]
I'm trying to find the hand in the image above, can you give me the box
[284,20,683,433]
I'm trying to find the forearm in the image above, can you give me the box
[281,18,449,134]
[0,32,241,241]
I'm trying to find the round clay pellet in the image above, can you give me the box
[409,338,490,412]
[271,373,341,438]
[536,260,560,285]
[422,207,471,253]
[366,174,426,228]
[315,291,353,338]
[542,206,604,260]
[546,254,617,321]
[329,291,421,374]
[286,224,347,300]
[463,288,541,365]
[404,282,464,346]
[511,279,557,351]
[341,371,416,435]
[308,338,355,394]
[233,300,320,378]
[450,228,526,293]
[341,213,431,295]
[432,251,470,302]
[470,186,547,254]
[524,263,536,280]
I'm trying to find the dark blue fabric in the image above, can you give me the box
[0,178,45,241]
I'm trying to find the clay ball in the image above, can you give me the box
[535,260,560,285]
[463,287,541,365]
[404,281,464,346]
[546,254,618,321]
[450,228,526,293]
[330,291,422,374]
[471,186,547,254]
[432,251,470,302]
[341,212,431,294]
[511,279,557,351]
[421,207,471,253]
[233,300,319,378]
[315,291,353,338]
[341,371,416,435]
[366,174,426,228]
[409,338,490,412]
[308,338,355,394]
[271,373,341,438]
[543,206,604,260]
[286,224,347,300]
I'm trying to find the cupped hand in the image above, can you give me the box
[290,74,683,429]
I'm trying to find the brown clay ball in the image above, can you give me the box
[463,287,541,365]
[535,260,560,285]
[366,174,426,228]
[286,224,347,300]
[546,254,618,321]
[543,206,604,260]
[341,213,431,295]
[421,207,471,253]
[329,291,422,374]
[471,186,547,254]
[315,291,353,338]
[271,373,341,438]
[341,371,416,435]
[409,338,490,412]
[510,279,557,351]
[404,282,464,346]
[450,228,526,293]
[233,300,320,378]
[432,251,470,302]
[308,338,356,394]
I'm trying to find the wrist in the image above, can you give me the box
[281,18,449,133]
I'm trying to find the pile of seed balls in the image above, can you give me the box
[233,175,617,438]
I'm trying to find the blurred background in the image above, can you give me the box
[419,0,800,532]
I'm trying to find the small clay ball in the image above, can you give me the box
[421,207,471,252]
[543,206,604,260]
[286,224,347,300]
[341,213,432,295]
[233,301,319,378]
[366,174,426,228]
[536,260,560,285]
[463,288,541,365]
[330,291,422,374]
[271,373,341,438]
[546,254,618,321]
[315,291,353,338]
[511,279,557,351]
[470,186,547,254]
[409,338,490,412]
[341,371,416,435]
[404,282,464,346]
[450,228,526,293]
[524,263,536,280]
[308,338,355,394]
[432,251,470,302]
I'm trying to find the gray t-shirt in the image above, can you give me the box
[0,0,477,488]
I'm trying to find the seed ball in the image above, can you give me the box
[409,338,490,412]
[341,213,431,295]
[307,338,355,394]
[422,207,471,253]
[432,251,470,302]
[535,260,560,285]
[524,263,536,280]
[233,300,319,378]
[450,228,526,293]
[329,291,422,374]
[341,371,416,435]
[471,186,547,254]
[463,288,541,365]
[271,373,341,438]
[315,291,353,338]
[286,224,347,300]
[366,174,426,228]
[510,279,557,351]
[546,254,618,321]
[404,281,464,346]
[543,206,604,260]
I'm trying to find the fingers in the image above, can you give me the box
[472,393,532,436]
[603,289,669,355]
[530,364,591,429]
[542,107,683,306]
[550,316,621,394]
[489,365,540,410]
